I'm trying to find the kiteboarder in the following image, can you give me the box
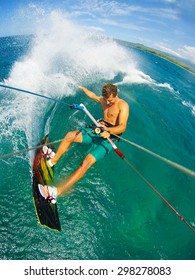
[38,84,129,202]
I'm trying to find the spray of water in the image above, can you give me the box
[1,10,174,158]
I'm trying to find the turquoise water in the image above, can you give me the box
[0,26,195,260]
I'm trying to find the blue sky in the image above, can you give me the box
[0,0,195,64]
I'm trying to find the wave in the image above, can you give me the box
[1,10,176,158]
[115,69,174,91]
[169,89,195,117]
[0,12,131,148]
[182,100,195,116]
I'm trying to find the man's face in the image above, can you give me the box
[103,94,117,106]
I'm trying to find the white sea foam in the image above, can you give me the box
[115,68,174,91]
[6,11,174,98]
[155,82,174,91]
[182,100,195,116]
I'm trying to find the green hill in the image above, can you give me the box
[117,39,195,75]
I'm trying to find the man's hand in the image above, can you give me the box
[100,130,110,139]
[99,125,110,139]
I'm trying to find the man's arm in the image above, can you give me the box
[78,86,101,103]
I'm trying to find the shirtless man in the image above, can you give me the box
[38,84,129,203]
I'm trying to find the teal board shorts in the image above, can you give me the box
[80,127,114,162]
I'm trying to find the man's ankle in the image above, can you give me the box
[48,159,54,167]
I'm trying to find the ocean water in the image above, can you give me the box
[0,13,195,260]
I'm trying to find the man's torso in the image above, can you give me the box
[100,98,122,126]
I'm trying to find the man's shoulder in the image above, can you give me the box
[118,98,129,108]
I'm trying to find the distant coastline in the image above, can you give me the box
[117,39,195,75]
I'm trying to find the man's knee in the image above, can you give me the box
[65,130,82,143]
[79,154,96,171]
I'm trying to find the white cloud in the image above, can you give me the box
[178,45,195,64]
[85,25,105,33]
[72,0,180,22]
[99,18,142,31]
[158,8,179,20]
[99,18,155,33]
[158,43,195,64]
[162,0,177,3]
[73,0,129,15]
[158,44,183,57]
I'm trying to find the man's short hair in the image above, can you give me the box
[102,84,118,98]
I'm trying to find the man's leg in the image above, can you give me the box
[51,130,82,166]
[40,153,96,198]
[56,153,96,196]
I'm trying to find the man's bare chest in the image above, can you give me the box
[102,104,120,124]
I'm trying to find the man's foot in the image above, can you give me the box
[42,145,55,167]
[38,184,57,204]
[42,145,55,159]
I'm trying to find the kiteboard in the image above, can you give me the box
[32,135,61,231]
